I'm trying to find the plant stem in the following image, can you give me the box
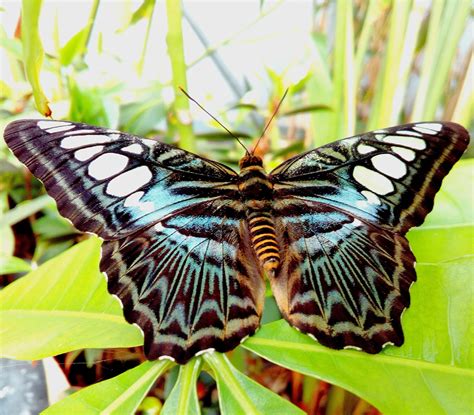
[80,0,100,60]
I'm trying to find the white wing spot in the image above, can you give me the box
[64,129,96,136]
[123,191,155,213]
[373,129,387,134]
[195,348,216,357]
[413,126,436,135]
[391,146,416,161]
[416,123,442,132]
[106,166,152,197]
[344,345,362,351]
[357,144,377,154]
[74,145,104,161]
[361,190,381,205]
[154,222,164,232]
[37,120,71,129]
[382,135,426,150]
[307,333,318,341]
[111,294,124,309]
[414,122,443,135]
[395,130,422,137]
[44,125,75,134]
[382,341,395,349]
[121,143,143,154]
[239,335,250,344]
[158,355,176,362]
[371,154,407,179]
[352,218,363,227]
[61,134,113,149]
[88,153,129,180]
[353,165,394,195]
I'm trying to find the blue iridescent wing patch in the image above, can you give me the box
[269,122,469,351]
[4,119,265,364]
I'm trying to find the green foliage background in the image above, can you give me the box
[0,1,472,414]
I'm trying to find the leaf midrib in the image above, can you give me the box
[0,309,124,323]
[244,339,474,375]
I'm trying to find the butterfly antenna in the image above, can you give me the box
[252,88,289,154]
[179,87,250,155]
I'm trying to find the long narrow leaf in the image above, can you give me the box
[334,0,355,137]
[410,0,445,121]
[21,0,51,116]
[165,0,195,151]
[161,358,202,415]
[368,1,411,129]
[43,361,173,415]
[422,0,470,119]
[204,352,305,415]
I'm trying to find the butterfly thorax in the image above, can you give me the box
[238,154,280,275]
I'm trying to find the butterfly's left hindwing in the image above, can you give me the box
[102,199,265,364]
[4,119,265,364]
[269,122,469,352]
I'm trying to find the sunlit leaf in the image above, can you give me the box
[0,238,142,360]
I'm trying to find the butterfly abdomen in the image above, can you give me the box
[247,210,280,275]
[238,160,280,275]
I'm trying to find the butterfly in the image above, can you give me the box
[4,119,469,364]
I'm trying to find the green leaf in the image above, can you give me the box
[161,359,202,415]
[0,255,32,274]
[204,352,305,415]
[43,360,173,415]
[420,159,474,227]
[0,194,54,228]
[0,237,142,360]
[59,27,88,66]
[21,0,51,116]
[243,162,474,414]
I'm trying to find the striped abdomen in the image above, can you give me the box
[247,210,280,275]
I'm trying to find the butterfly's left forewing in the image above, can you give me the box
[269,122,469,352]
[4,119,265,363]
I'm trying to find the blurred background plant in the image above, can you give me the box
[0,1,472,414]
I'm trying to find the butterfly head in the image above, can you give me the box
[239,153,263,169]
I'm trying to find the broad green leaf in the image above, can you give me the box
[0,238,142,360]
[244,162,474,414]
[421,159,474,227]
[21,0,51,116]
[204,352,305,415]
[43,360,173,415]
[161,358,202,415]
[0,255,32,274]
